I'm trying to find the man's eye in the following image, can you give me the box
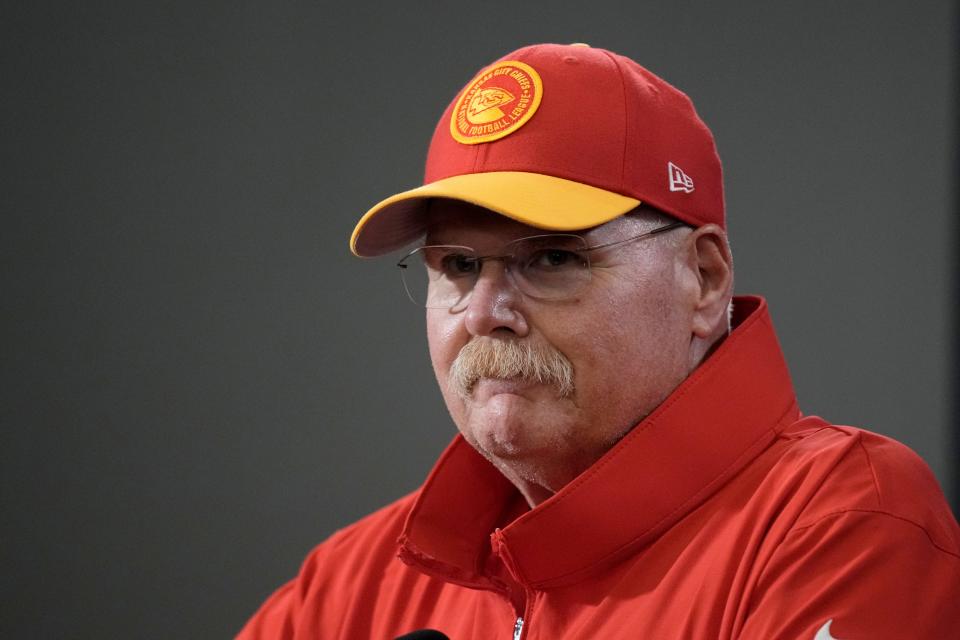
[441,254,478,276]
[529,249,584,269]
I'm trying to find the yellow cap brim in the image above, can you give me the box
[350,171,641,256]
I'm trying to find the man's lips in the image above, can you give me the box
[470,377,538,401]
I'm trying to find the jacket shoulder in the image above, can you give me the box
[302,490,419,580]
[237,491,420,639]
[774,418,959,554]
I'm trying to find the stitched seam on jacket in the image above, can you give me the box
[786,508,960,560]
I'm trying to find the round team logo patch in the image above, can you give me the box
[450,61,543,145]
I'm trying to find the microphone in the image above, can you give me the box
[394,631,450,640]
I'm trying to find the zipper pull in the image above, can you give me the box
[513,616,524,640]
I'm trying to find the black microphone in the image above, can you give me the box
[394,630,450,640]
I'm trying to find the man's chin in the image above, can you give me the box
[461,396,561,460]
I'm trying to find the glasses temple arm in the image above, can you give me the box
[583,221,688,253]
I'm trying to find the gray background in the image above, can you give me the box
[2,1,956,638]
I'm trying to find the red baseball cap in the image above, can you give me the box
[350,43,724,257]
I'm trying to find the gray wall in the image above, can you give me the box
[2,2,955,637]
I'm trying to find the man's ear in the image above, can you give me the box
[682,224,734,340]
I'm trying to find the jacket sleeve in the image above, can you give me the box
[737,508,960,639]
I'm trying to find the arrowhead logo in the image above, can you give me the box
[813,619,842,640]
[467,88,516,124]
[668,161,694,193]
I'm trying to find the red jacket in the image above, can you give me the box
[239,297,960,639]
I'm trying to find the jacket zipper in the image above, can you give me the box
[513,616,524,640]
[492,528,529,640]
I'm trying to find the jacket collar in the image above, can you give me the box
[398,296,799,589]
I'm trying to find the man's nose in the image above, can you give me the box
[463,261,529,338]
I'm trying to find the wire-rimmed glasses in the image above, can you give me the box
[396,221,686,311]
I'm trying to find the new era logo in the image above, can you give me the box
[668,162,694,193]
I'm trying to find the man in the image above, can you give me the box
[240,44,960,638]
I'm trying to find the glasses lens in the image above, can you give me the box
[509,234,591,300]
[399,246,478,309]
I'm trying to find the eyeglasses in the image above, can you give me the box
[396,221,686,310]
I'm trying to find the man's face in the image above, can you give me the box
[424,200,699,505]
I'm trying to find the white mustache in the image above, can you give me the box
[448,337,574,400]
